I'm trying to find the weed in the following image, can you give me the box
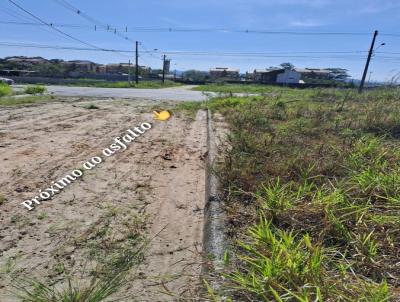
[202,87,400,300]
[83,104,99,110]
[24,85,47,95]
[0,95,53,106]
[0,193,6,205]
[37,212,47,220]
[13,272,127,302]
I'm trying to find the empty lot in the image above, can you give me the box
[0,97,208,301]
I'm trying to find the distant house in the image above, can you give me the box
[105,63,150,75]
[95,64,106,73]
[5,56,48,65]
[253,68,301,84]
[294,68,332,80]
[210,67,240,81]
[61,60,98,73]
[105,63,129,74]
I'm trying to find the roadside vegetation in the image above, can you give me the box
[194,82,354,94]
[193,83,279,94]
[0,84,51,105]
[0,83,12,97]
[181,87,400,301]
[64,79,182,89]
[0,95,54,106]
[24,85,47,95]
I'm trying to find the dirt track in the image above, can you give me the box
[0,98,208,301]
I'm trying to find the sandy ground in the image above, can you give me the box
[12,85,210,101]
[0,97,208,301]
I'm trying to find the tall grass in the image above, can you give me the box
[199,87,400,301]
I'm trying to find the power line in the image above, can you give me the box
[7,0,105,51]
[2,41,400,62]
[0,5,75,40]
[6,0,130,58]
[2,19,400,38]
[51,0,134,43]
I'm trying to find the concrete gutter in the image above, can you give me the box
[203,109,227,278]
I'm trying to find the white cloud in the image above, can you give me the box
[289,19,324,27]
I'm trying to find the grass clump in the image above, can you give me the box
[225,218,391,301]
[11,209,146,302]
[0,83,12,97]
[83,104,99,110]
[200,87,400,301]
[13,273,127,302]
[0,193,6,205]
[24,85,47,95]
[0,95,53,106]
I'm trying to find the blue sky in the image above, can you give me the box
[0,0,399,81]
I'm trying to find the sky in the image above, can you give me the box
[0,0,400,81]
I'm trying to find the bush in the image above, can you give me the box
[24,85,46,95]
[0,83,12,97]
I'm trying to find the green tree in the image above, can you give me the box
[280,62,295,70]
[326,68,350,81]
[183,70,209,81]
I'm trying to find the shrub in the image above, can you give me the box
[24,85,47,95]
[0,83,12,97]
[83,104,99,110]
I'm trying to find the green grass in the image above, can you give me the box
[64,79,182,89]
[0,95,53,106]
[194,83,294,94]
[0,83,12,97]
[13,273,128,302]
[197,87,400,301]
[24,85,47,95]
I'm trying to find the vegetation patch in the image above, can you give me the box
[83,103,100,110]
[10,207,147,302]
[24,85,47,95]
[0,83,12,97]
[193,83,281,94]
[0,95,54,106]
[65,79,181,89]
[200,87,400,301]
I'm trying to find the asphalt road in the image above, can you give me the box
[14,85,209,101]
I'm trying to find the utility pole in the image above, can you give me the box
[135,41,139,84]
[367,71,373,88]
[162,54,166,84]
[128,59,131,84]
[358,30,378,93]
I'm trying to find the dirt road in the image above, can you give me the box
[0,97,208,301]
[12,85,209,101]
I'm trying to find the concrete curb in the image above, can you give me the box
[203,109,226,275]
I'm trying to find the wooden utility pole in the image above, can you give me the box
[162,54,166,84]
[135,41,139,84]
[358,30,378,93]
